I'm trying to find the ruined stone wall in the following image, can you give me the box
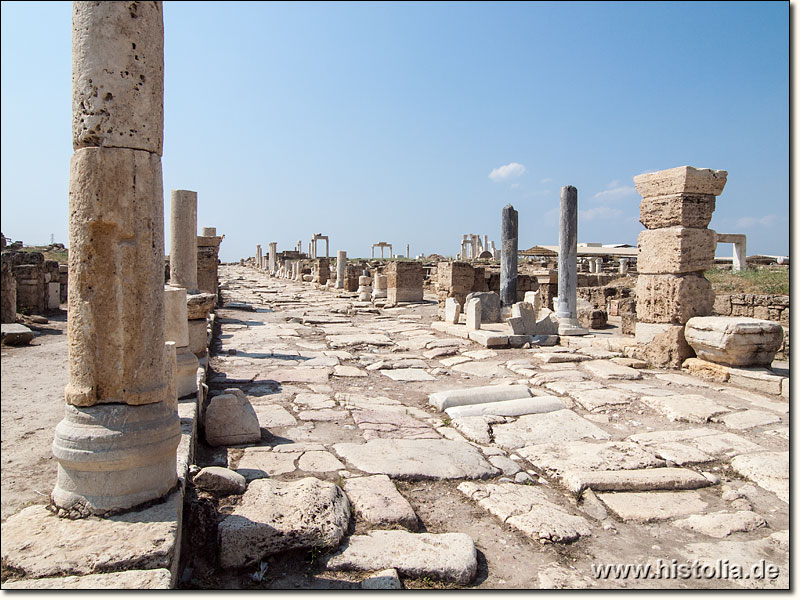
[437,261,474,308]
[12,252,45,314]
[386,261,424,303]
[344,265,361,292]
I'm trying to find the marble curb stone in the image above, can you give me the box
[218,477,350,568]
[324,530,477,584]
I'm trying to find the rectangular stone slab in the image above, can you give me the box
[636,274,715,324]
[343,475,418,530]
[517,441,664,478]
[324,530,477,584]
[491,410,611,450]
[333,439,500,480]
[561,467,712,495]
[633,166,727,197]
[639,193,716,229]
[640,394,732,423]
[597,490,708,522]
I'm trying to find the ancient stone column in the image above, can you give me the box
[336,250,346,289]
[1,253,16,323]
[500,204,518,308]
[268,242,277,274]
[556,186,587,335]
[197,229,223,296]
[53,0,179,515]
[633,166,726,368]
[169,190,198,291]
[256,244,262,268]
[406,244,410,258]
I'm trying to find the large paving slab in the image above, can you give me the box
[266,367,332,383]
[517,441,664,479]
[680,536,788,589]
[380,368,436,382]
[568,388,635,412]
[560,467,712,495]
[673,510,766,538]
[326,333,394,348]
[640,394,732,423]
[324,530,478,584]
[714,410,781,430]
[581,360,643,381]
[729,452,788,503]
[333,439,500,480]
[451,361,512,378]
[458,481,592,544]
[597,490,708,522]
[491,410,611,450]
[0,491,182,580]
[429,385,532,411]
[628,428,765,463]
[343,475,418,530]
[218,477,350,568]
[1,569,173,589]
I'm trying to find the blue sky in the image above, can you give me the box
[1,1,789,262]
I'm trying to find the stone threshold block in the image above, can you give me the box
[684,316,784,367]
[429,384,532,411]
[637,227,717,275]
[636,274,714,324]
[343,475,418,531]
[561,467,713,496]
[633,166,727,198]
[0,490,183,583]
[324,530,477,584]
[639,192,716,229]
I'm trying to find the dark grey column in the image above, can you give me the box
[556,186,577,319]
[500,204,518,307]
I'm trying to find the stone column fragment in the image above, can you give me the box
[169,190,198,290]
[556,186,586,335]
[500,204,518,308]
[336,250,346,289]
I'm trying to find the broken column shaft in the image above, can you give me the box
[500,204,518,307]
[170,190,198,291]
[556,185,587,335]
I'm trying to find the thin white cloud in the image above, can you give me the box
[592,180,637,201]
[735,215,779,228]
[540,177,552,184]
[489,162,526,182]
[579,206,624,221]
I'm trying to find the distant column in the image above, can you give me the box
[556,186,587,335]
[256,244,262,269]
[170,190,198,291]
[500,204,518,307]
[406,244,410,258]
[268,242,277,274]
[336,250,346,289]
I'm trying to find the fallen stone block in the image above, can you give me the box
[467,330,508,347]
[204,389,261,446]
[193,466,247,495]
[325,530,477,584]
[684,316,784,367]
[1,323,34,345]
[218,477,350,568]
[429,384,532,411]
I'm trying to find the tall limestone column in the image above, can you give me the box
[556,186,587,336]
[256,244,262,269]
[500,204,518,307]
[170,190,198,291]
[53,1,179,515]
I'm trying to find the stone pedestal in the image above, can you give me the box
[197,231,222,296]
[164,286,199,397]
[634,166,727,368]
[357,274,372,302]
[372,274,388,300]
[386,261,424,304]
[169,190,198,291]
[53,1,178,515]
[556,186,587,336]
[500,204,518,308]
[336,250,346,289]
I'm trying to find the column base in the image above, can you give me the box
[557,318,588,336]
[52,401,180,516]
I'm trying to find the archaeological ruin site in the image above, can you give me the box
[0,1,789,591]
